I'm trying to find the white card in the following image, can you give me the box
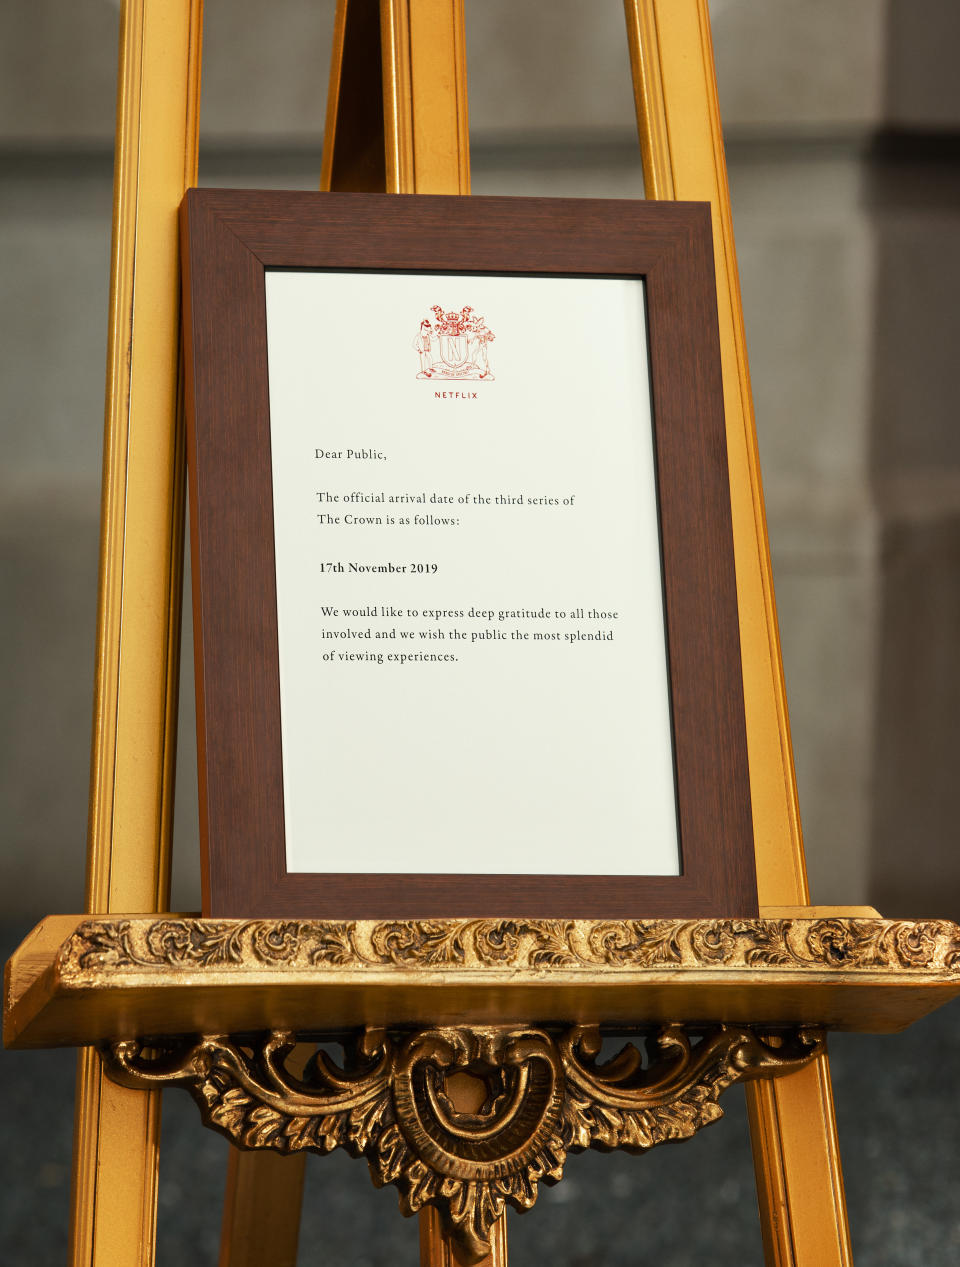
[264,270,679,875]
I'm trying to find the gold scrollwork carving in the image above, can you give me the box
[69,915,960,976]
[102,1022,823,1261]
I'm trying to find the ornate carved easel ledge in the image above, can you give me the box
[6,911,960,1260]
[7,911,960,1048]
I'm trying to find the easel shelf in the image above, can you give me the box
[7,912,960,1050]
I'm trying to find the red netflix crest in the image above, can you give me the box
[413,305,495,381]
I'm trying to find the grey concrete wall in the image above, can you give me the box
[3,0,959,920]
[1,159,112,919]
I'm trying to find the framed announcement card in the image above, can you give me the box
[180,190,758,918]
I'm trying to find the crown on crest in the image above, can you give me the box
[429,304,493,338]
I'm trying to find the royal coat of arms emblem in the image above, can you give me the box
[413,305,495,380]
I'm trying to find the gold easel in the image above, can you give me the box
[6,3,957,1265]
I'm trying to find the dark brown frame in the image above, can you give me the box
[181,189,757,918]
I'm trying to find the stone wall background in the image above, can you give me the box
[2,0,959,920]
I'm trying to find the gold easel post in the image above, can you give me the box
[624,4,852,1261]
[70,2,201,1263]
[7,3,956,1266]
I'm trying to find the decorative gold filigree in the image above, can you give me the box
[68,916,960,976]
[102,1021,822,1262]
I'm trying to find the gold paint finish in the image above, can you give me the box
[380,0,415,190]
[322,0,470,195]
[624,0,675,200]
[622,5,852,1261]
[320,0,353,192]
[102,1023,822,1263]
[6,916,959,1051]
[71,2,203,1265]
[747,1055,854,1267]
[625,0,805,904]
[381,0,470,194]
[420,1204,507,1267]
[217,1149,306,1267]
[216,1046,312,1267]
[87,0,200,919]
[57,914,960,974]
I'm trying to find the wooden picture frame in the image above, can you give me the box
[181,189,757,918]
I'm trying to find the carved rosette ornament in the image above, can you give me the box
[103,1021,823,1261]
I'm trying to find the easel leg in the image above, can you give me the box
[747,1059,853,1267]
[624,4,855,1263]
[322,0,470,196]
[71,0,202,1261]
[320,0,387,192]
[218,1044,312,1266]
[219,1149,308,1267]
[69,1051,163,1266]
[419,1208,508,1267]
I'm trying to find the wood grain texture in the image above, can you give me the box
[180,190,757,919]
